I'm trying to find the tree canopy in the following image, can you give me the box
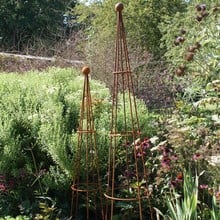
[0,0,76,51]
[74,0,187,57]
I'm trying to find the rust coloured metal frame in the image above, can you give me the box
[104,3,148,220]
[70,66,104,220]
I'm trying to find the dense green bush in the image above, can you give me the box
[145,1,220,218]
[0,0,75,52]
[158,0,220,166]
[160,0,220,101]
[0,67,158,218]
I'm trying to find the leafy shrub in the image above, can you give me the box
[0,67,159,217]
[160,0,220,103]
[158,0,220,182]
[155,171,199,220]
[144,1,220,218]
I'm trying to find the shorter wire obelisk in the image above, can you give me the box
[104,3,147,220]
[71,66,104,220]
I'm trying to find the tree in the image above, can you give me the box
[74,0,187,57]
[0,0,77,52]
[70,0,187,109]
[125,0,188,56]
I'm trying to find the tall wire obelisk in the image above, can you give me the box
[104,3,147,220]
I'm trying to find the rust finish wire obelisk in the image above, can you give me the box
[71,66,104,220]
[104,3,147,220]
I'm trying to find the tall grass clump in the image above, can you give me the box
[155,171,198,220]
[155,170,220,220]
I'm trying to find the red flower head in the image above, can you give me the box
[176,172,183,183]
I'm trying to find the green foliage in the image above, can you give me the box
[156,92,220,218]
[0,67,158,217]
[0,0,76,51]
[74,0,187,56]
[155,170,220,220]
[210,196,220,220]
[155,171,199,220]
[0,67,98,217]
[158,0,220,188]
[0,2,219,219]
[68,0,187,110]
[147,2,220,218]
[0,216,30,220]
[134,103,219,218]
[0,67,110,176]
[159,0,220,104]
[126,0,187,55]
[167,171,199,220]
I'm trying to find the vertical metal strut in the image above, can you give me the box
[104,3,147,220]
[71,66,104,220]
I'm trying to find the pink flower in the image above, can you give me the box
[215,191,220,201]
[199,184,208,189]
[8,179,15,189]
[171,154,178,161]
[159,146,170,156]
[192,153,203,161]
[142,141,150,150]
[0,184,6,192]
[161,157,171,169]
[124,170,135,179]
[136,152,142,158]
[170,173,183,188]
[123,141,130,147]
[135,145,141,150]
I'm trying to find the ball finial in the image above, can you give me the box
[81,66,90,75]
[115,2,124,12]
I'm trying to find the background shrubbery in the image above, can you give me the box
[0,67,158,218]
